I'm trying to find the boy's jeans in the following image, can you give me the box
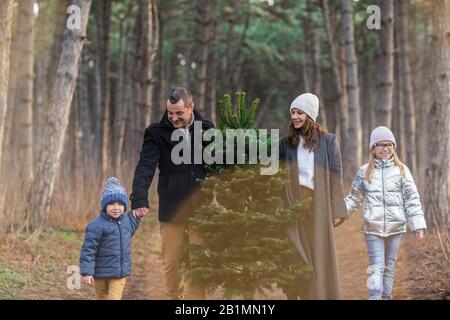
[364,233,402,300]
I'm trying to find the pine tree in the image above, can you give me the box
[184,92,312,299]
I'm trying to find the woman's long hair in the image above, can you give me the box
[286,116,327,151]
[365,148,405,183]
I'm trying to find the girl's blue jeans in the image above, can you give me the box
[364,233,402,300]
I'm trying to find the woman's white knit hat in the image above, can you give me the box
[290,93,319,122]
[369,126,397,151]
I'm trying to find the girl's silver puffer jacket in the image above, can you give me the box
[345,158,427,237]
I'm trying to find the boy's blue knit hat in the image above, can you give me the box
[101,177,128,211]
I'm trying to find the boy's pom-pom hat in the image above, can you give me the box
[101,177,128,211]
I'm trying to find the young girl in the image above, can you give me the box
[345,126,426,300]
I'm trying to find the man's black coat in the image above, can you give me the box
[130,109,214,223]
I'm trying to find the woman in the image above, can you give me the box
[279,93,348,300]
[345,126,426,300]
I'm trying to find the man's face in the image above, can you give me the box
[167,99,193,129]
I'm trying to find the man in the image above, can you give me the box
[130,87,214,300]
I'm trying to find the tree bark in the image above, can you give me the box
[4,4,18,166]
[41,0,70,158]
[0,0,14,222]
[321,0,347,154]
[28,0,92,234]
[376,0,395,127]
[139,0,159,132]
[14,0,36,183]
[112,13,129,172]
[308,0,325,127]
[77,51,91,167]
[424,0,450,231]
[149,0,161,124]
[393,27,404,159]
[392,2,404,159]
[34,0,48,157]
[207,17,219,124]
[398,0,417,174]
[96,0,112,178]
[342,0,362,181]
[194,0,212,115]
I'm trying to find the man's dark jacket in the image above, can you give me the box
[130,109,214,223]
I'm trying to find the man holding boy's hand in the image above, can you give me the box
[131,87,214,300]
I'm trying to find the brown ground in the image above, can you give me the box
[1,211,448,300]
[122,213,425,300]
[335,214,413,299]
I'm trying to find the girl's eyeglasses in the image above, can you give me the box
[375,143,395,151]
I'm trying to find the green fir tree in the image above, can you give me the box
[184,92,312,299]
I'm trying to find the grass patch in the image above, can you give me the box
[0,267,26,289]
[43,228,83,245]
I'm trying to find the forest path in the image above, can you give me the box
[123,213,415,300]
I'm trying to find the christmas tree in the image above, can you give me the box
[184,92,312,299]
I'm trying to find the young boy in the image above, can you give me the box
[79,177,140,300]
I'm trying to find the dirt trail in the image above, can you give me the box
[123,213,416,300]
[335,214,414,299]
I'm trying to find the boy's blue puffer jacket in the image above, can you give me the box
[79,211,140,278]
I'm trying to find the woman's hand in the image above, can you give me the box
[415,230,424,241]
[333,218,346,227]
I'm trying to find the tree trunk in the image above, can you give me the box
[94,55,102,169]
[149,0,161,124]
[376,0,395,127]
[40,0,70,158]
[4,4,18,167]
[302,2,313,92]
[34,0,48,158]
[124,7,143,161]
[398,0,417,174]
[360,66,372,160]
[156,16,167,118]
[138,0,159,133]
[112,14,129,172]
[0,0,14,221]
[77,51,91,167]
[392,2,404,159]
[342,0,362,181]
[14,0,36,183]
[308,0,325,127]
[207,17,219,124]
[393,30,404,159]
[195,0,212,115]
[424,0,450,231]
[28,0,92,234]
[321,0,347,153]
[96,0,112,178]
[0,0,14,170]
[414,4,431,195]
